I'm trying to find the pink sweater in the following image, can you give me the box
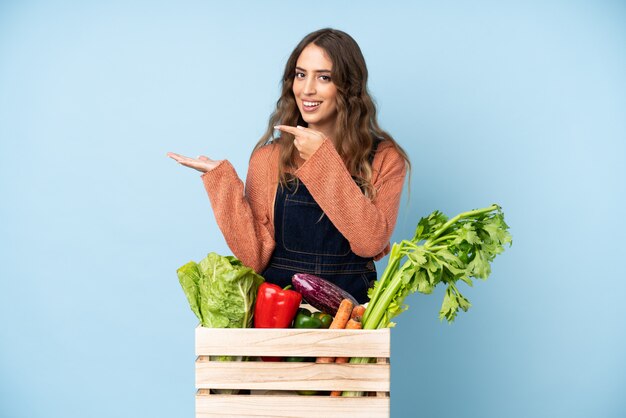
[201,138,407,273]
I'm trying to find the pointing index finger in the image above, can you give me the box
[274,125,301,135]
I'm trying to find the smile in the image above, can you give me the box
[302,101,322,112]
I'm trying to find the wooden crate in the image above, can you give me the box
[195,326,390,418]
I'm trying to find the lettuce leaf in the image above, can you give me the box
[177,253,264,328]
[177,261,203,324]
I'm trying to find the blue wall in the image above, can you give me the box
[1,1,624,417]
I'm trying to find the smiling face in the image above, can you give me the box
[292,43,338,138]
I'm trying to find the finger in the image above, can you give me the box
[175,155,206,169]
[198,155,210,162]
[168,153,189,163]
[316,131,328,141]
[170,154,194,163]
[296,125,318,136]
[167,152,186,160]
[274,125,300,135]
[178,159,207,172]
[296,125,326,140]
[296,125,320,135]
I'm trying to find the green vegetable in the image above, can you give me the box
[343,204,511,397]
[177,252,264,329]
[312,312,333,328]
[297,390,320,396]
[285,356,315,362]
[294,311,323,329]
[177,253,264,394]
[289,311,325,364]
[297,307,313,317]
[363,204,511,328]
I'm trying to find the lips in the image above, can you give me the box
[301,100,322,112]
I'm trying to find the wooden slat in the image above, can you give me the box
[196,394,389,418]
[195,327,390,357]
[195,359,390,392]
[376,357,390,398]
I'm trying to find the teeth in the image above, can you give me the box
[303,101,321,106]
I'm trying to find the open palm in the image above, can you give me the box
[167,152,221,173]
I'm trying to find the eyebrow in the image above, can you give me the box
[295,66,332,73]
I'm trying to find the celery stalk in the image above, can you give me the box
[342,204,511,397]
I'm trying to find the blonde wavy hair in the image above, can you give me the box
[254,28,410,199]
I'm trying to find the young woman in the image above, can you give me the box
[168,28,410,303]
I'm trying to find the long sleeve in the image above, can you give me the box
[200,145,277,273]
[294,138,407,258]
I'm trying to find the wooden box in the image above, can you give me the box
[195,326,390,418]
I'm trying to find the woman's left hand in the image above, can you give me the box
[274,125,327,161]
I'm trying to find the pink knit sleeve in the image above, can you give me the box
[294,139,407,258]
[200,147,276,273]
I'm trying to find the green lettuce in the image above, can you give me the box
[177,253,264,328]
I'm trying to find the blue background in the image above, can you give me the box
[1,1,625,417]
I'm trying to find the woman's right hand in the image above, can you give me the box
[167,152,221,173]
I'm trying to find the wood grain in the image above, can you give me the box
[195,327,390,357]
[196,394,390,418]
[196,359,390,391]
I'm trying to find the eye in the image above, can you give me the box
[319,75,331,82]
[295,71,305,79]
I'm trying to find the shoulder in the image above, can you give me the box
[249,141,280,166]
[373,139,406,168]
[371,139,407,182]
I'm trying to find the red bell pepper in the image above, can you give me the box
[254,283,302,361]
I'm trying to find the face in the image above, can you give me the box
[292,43,338,136]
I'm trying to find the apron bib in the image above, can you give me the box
[262,139,380,303]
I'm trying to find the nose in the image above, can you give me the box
[303,77,316,95]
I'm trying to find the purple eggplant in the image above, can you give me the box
[291,273,358,316]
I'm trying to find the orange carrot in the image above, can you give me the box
[329,317,362,397]
[351,305,366,320]
[316,299,354,364]
[345,317,363,330]
[334,318,362,362]
[329,299,354,329]
[329,317,363,396]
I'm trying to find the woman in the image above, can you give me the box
[168,28,410,303]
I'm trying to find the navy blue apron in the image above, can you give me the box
[262,139,380,303]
